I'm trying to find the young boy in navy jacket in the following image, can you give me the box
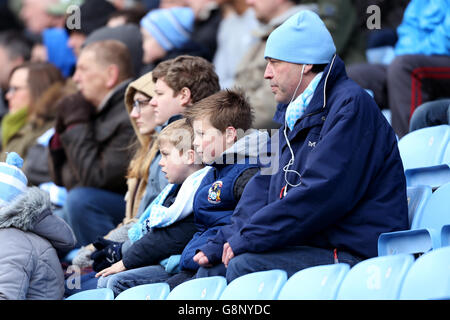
[179,90,267,273]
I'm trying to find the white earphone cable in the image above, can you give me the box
[283,64,305,189]
[282,55,336,195]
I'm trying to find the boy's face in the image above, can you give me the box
[150,78,184,126]
[192,116,227,165]
[158,141,193,184]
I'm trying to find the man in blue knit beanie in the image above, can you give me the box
[194,10,408,283]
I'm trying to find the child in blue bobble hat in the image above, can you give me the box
[0,153,76,300]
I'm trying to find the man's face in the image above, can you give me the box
[72,49,110,107]
[246,0,280,23]
[185,0,211,17]
[68,32,87,58]
[20,0,55,34]
[264,58,305,104]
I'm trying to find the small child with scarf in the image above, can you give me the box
[90,119,209,282]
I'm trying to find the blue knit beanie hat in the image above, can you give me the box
[140,7,194,51]
[0,153,28,207]
[265,10,336,64]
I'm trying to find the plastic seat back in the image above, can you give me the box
[441,225,450,247]
[443,141,450,164]
[220,270,287,300]
[115,282,170,300]
[399,246,450,300]
[378,182,450,256]
[398,125,449,170]
[336,254,414,300]
[66,288,114,300]
[411,182,450,231]
[406,185,432,228]
[277,263,349,300]
[167,276,227,300]
[405,164,450,189]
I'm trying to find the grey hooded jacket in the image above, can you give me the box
[0,187,76,300]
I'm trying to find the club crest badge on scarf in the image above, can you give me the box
[208,181,223,204]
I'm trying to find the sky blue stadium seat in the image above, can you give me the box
[405,164,450,189]
[277,263,349,300]
[65,288,114,300]
[399,246,450,300]
[219,270,287,300]
[166,276,227,300]
[443,141,450,164]
[398,125,449,171]
[441,224,450,247]
[336,254,414,300]
[378,182,450,256]
[406,185,432,228]
[115,282,170,300]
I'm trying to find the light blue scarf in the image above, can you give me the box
[128,166,211,243]
[285,71,323,130]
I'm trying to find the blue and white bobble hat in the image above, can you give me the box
[0,152,28,208]
[140,7,195,51]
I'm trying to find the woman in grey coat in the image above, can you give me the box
[0,157,76,300]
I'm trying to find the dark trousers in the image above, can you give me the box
[347,54,450,138]
[196,246,363,283]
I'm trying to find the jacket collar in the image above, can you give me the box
[97,78,133,114]
[273,55,346,131]
[209,130,269,169]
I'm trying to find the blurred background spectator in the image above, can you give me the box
[347,0,450,138]
[213,0,258,89]
[1,62,67,159]
[0,30,33,132]
[66,0,117,57]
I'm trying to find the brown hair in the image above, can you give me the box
[157,118,194,153]
[83,40,134,80]
[126,135,158,181]
[184,89,254,132]
[152,55,220,103]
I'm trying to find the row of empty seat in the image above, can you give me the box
[378,181,450,256]
[379,125,450,255]
[65,246,450,300]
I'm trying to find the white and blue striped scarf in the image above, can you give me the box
[128,166,211,243]
[285,72,323,130]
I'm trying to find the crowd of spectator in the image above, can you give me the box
[0,0,448,300]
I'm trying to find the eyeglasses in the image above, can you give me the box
[132,98,151,114]
[6,86,28,95]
